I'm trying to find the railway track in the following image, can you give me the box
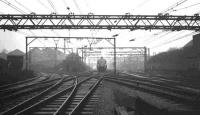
[0,73,55,96]
[0,76,61,99]
[1,73,103,115]
[0,75,74,115]
[55,77,102,115]
[0,72,65,92]
[0,75,45,91]
[0,73,64,102]
[118,72,200,97]
[120,72,200,94]
[104,76,200,105]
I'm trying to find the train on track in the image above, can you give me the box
[97,57,107,72]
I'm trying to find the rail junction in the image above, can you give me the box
[0,10,200,115]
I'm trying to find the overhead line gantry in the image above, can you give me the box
[0,14,200,31]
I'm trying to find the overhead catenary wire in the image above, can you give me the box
[36,0,61,37]
[29,30,47,47]
[82,0,99,39]
[37,0,52,13]
[149,31,184,47]
[148,7,200,48]
[0,0,26,14]
[5,0,58,38]
[169,2,200,13]
[151,31,197,49]
[144,31,172,45]
[136,30,165,43]
[133,0,151,11]
[84,0,92,12]
[14,0,32,13]
[47,0,58,13]
[147,31,181,49]
[141,0,185,45]
[0,0,43,37]
[62,0,68,8]
[145,0,192,48]
[160,0,188,13]
[137,30,170,46]
[72,0,82,14]
[0,0,198,52]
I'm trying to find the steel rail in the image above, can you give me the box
[106,76,198,97]
[14,76,93,115]
[0,79,58,100]
[0,76,42,90]
[0,77,61,97]
[1,76,74,115]
[54,77,102,115]
[69,78,102,115]
[104,77,198,104]
[120,72,200,95]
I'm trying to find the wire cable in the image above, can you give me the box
[169,2,200,13]
[37,0,52,12]
[47,0,58,13]
[160,0,188,13]
[72,0,82,14]
[146,0,193,47]
[62,0,67,8]
[0,0,26,14]
[146,31,172,45]
[147,31,182,48]
[149,8,200,48]
[151,32,197,49]
[14,0,32,13]
[84,0,92,12]
[133,0,151,11]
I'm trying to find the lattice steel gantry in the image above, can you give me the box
[0,14,200,31]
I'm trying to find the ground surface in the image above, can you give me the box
[126,71,200,90]
[94,79,198,115]
[0,70,35,86]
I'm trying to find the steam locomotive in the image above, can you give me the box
[97,57,107,72]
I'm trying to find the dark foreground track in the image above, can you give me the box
[1,72,103,115]
[1,75,74,115]
[104,76,200,104]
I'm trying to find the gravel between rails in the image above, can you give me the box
[93,80,116,115]
[104,81,200,111]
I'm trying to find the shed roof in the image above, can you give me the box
[7,49,25,56]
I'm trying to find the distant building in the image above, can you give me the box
[0,51,7,60]
[7,49,25,71]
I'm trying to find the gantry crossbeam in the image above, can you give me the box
[0,14,200,31]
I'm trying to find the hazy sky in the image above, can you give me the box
[0,0,199,54]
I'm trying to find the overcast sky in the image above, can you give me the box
[0,0,200,54]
